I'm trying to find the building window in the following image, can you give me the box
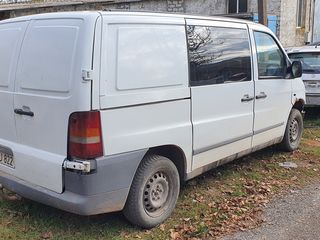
[296,0,306,28]
[228,0,248,14]
[187,26,252,86]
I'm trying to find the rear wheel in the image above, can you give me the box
[280,108,303,151]
[123,154,180,229]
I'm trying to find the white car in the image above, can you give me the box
[0,11,305,228]
[287,45,320,106]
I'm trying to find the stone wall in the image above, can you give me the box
[184,0,225,16]
[279,0,313,47]
[247,0,281,37]
[5,0,227,18]
[2,0,314,46]
[248,0,281,16]
[167,0,184,12]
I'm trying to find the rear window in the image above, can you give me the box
[288,52,320,74]
[16,19,82,93]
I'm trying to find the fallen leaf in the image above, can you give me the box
[159,224,166,231]
[170,229,181,240]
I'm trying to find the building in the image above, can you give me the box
[313,0,320,42]
[0,0,316,47]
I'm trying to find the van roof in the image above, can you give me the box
[0,10,261,27]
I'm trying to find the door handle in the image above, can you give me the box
[14,108,34,117]
[241,95,254,102]
[241,94,254,102]
[256,92,267,99]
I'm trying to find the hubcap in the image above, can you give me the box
[289,118,299,143]
[143,172,169,214]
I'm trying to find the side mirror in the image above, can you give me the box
[291,60,303,78]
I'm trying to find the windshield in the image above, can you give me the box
[288,52,320,74]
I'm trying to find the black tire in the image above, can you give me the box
[123,154,180,229]
[280,108,303,151]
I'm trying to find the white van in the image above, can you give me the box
[287,44,320,106]
[0,11,305,228]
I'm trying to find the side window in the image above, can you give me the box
[254,31,287,79]
[187,26,252,86]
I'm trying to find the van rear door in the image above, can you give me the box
[12,17,96,193]
[0,21,27,169]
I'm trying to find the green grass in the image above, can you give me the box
[0,112,320,239]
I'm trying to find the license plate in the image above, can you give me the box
[0,150,15,169]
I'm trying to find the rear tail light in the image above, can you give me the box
[68,111,103,159]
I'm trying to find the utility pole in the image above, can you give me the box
[258,0,267,26]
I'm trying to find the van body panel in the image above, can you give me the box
[251,79,291,145]
[0,13,100,193]
[186,19,254,170]
[91,15,102,110]
[99,15,189,109]
[0,21,27,145]
[0,170,128,215]
[193,138,252,170]
[99,14,192,172]
[64,149,147,196]
[100,100,193,173]
[191,83,254,169]
[292,78,306,105]
[248,24,293,147]
[0,12,306,217]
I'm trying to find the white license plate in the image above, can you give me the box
[0,151,15,169]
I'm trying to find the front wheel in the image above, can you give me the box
[123,154,180,229]
[280,108,303,151]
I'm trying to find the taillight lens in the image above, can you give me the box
[68,111,103,159]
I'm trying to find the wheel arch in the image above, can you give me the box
[146,145,187,182]
[293,99,305,112]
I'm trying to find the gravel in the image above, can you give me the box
[223,183,320,240]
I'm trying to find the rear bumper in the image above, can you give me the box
[306,94,320,106]
[0,149,147,215]
[0,171,128,215]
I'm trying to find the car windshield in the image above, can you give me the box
[288,52,320,74]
